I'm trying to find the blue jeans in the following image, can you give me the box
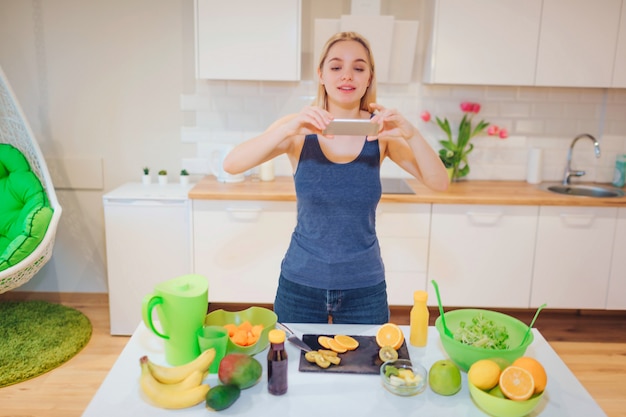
[273,274,390,324]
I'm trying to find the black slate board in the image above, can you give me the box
[298,334,410,374]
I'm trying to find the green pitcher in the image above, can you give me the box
[142,274,209,365]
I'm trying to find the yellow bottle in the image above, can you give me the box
[409,290,429,347]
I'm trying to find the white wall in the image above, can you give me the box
[1,0,196,292]
[1,0,625,293]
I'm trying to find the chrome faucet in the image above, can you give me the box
[562,133,601,185]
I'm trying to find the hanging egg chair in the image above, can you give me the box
[0,65,62,293]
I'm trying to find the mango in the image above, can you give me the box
[218,353,262,389]
[205,384,241,411]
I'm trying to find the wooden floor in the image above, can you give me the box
[1,292,625,417]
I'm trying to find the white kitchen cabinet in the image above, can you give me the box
[531,206,617,309]
[423,0,542,86]
[103,184,193,335]
[535,0,622,87]
[194,0,301,81]
[607,208,626,309]
[613,2,626,87]
[427,204,539,308]
[192,200,296,303]
[377,203,431,306]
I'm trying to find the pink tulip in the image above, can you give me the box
[420,111,431,122]
[460,102,482,113]
[460,102,473,112]
[487,125,500,136]
[499,128,509,139]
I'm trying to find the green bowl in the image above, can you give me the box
[469,381,544,417]
[435,309,533,372]
[203,306,277,356]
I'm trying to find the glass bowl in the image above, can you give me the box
[380,359,427,396]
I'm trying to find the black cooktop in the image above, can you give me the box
[381,178,416,195]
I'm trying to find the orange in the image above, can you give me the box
[375,323,404,350]
[326,338,348,353]
[468,359,501,391]
[318,336,333,349]
[512,357,547,394]
[333,335,359,351]
[499,366,535,401]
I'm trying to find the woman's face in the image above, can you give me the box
[319,40,372,109]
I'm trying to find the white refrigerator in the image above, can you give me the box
[102,182,193,335]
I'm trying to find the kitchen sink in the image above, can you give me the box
[539,183,625,198]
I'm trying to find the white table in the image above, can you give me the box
[82,324,607,417]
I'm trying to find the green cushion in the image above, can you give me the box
[0,144,53,271]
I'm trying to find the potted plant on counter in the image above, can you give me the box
[421,102,508,182]
[158,169,168,185]
[180,169,189,186]
[142,167,151,185]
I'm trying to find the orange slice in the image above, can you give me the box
[375,323,404,350]
[326,338,348,353]
[499,366,535,401]
[512,357,547,394]
[334,335,359,351]
[317,336,333,349]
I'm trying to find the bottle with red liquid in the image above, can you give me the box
[267,329,288,395]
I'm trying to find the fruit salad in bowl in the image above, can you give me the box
[380,359,427,396]
[204,306,277,355]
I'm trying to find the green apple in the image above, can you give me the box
[489,384,506,398]
[429,359,462,396]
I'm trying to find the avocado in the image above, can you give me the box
[218,353,262,389]
[205,384,241,411]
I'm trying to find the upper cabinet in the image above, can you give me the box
[194,0,301,81]
[422,0,542,86]
[423,0,626,88]
[535,0,622,87]
[613,2,626,87]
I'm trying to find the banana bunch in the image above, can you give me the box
[138,348,216,409]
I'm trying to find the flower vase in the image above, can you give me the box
[446,167,454,183]
[142,174,151,185]
[180,176,189,186]
[158,175,168,185]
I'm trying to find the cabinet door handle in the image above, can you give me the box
[559,213,595,227]
[466,211,503,225]
[226,207,262,221]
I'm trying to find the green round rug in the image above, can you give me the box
[0,300,92,388]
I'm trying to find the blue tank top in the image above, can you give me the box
[280,134,384,290]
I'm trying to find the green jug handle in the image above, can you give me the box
[141,294,169,340]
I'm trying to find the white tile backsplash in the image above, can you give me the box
[183,78,626,183]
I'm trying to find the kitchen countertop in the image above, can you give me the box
[82,324,607,417]
[189,176,626,207]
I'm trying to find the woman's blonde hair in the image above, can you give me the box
[313,32,377,112]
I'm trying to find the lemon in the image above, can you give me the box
[468,359,502,391]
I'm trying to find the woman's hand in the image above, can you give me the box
[283,106,334,137]
[368,103,416,141]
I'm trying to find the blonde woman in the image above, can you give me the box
[224,32,448,324]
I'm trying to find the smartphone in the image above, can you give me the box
[322,119,379,136]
